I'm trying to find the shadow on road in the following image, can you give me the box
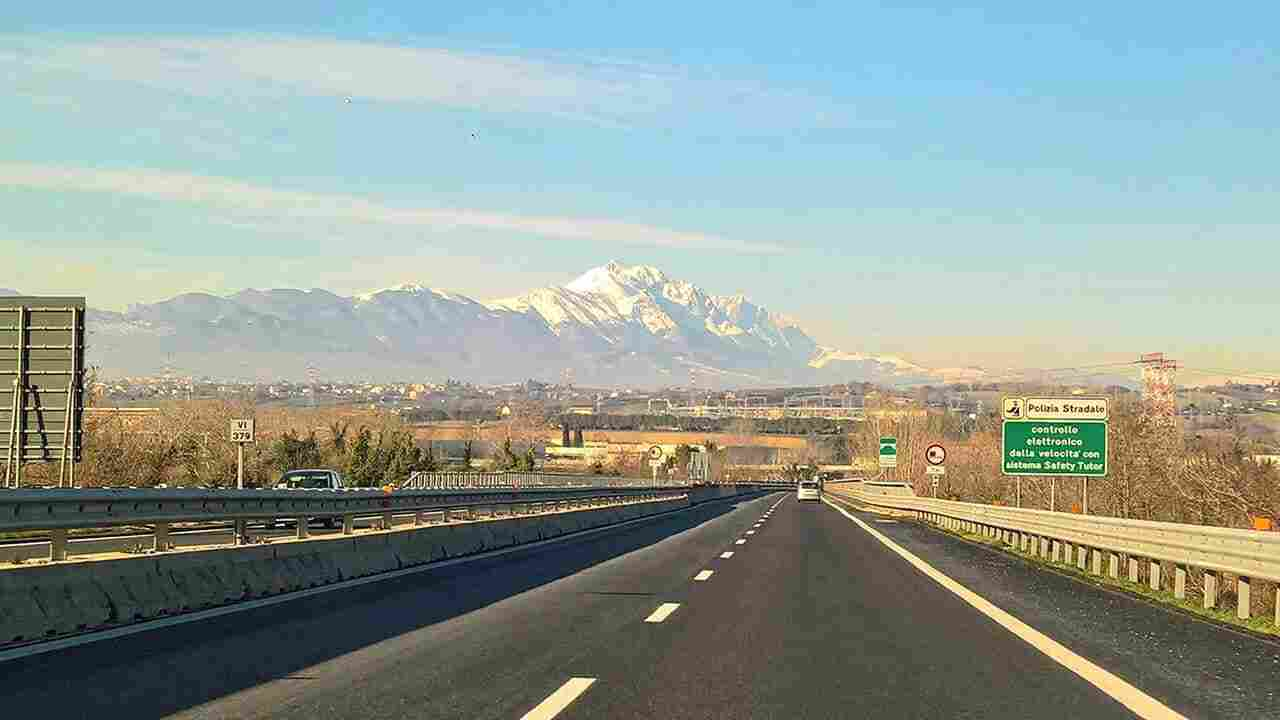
[0,494,766,719]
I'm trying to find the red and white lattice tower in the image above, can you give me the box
[1138,352,1179,423]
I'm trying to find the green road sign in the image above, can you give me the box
[878,436,897,468]
[1002,420,1107,477]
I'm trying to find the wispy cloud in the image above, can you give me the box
[5,34,847,129]
[0,163,782,254]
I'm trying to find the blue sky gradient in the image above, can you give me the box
[4,2,1278,374]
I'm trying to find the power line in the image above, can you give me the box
[1178,366,1280,383]
[974,361,1141,383]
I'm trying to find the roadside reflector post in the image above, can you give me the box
[154,522,171,552]
[50,528,67,562]
[1238,577,1252,620]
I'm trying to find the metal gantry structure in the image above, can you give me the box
[648,392,866,421]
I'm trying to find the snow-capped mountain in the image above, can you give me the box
[49,262,958,385]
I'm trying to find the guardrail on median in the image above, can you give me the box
[1,483,790,563]
[830,485,1280,625]
[0,486,688,562]
[402,471,663,490]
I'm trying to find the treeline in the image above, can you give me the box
[21,401,444,489]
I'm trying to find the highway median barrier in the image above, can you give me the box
[0,483,783,649]
[0,481,778,645]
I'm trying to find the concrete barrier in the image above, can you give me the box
[0,487,778,647]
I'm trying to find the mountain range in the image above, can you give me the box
[20,262,988,387]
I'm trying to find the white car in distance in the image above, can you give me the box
[796,480,820,502]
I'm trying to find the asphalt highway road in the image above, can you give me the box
[2,491,1277,718]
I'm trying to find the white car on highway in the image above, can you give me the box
[796,480,820,502]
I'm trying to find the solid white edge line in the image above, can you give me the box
[520,677,597,720]
[1,491,769,665]
[720,551,734,559]
[694,570,714,581]
[822,498,1186,720]
[644,603,681,624]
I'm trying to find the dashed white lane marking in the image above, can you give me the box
[746,530,756,535]
[520,677,597,720]
[720,551,735,559]
[735,539,747,545]
[874,520,898,524]
[694,570,714,581]
[822,499,1186,720]
[645,603,681,623]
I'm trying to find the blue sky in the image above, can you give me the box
[3,2,1278,376]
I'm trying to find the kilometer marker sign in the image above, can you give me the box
[1001,397,1108,477]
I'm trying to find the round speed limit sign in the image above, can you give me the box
[925,444,946,466]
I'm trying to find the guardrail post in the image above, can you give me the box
[343,514,355,535]
[1128,557,1140,584]
[1174,566,1187,600]
[1051,540,1061,563]
[382,511,394,531]
[50,528,67,562]
[154,522,171,552]
[1204,571,1218,609]
[235,519,249,546]
[1237,577,1252,620]
[1076,545,1088,571]
[296,518,309,540]
[414,510,424,526]
[1063,540,1073,561]
[1108,552,1120,579]
[1148,560,1161,591]
[1091,548,1102,575]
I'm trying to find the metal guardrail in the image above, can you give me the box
[402,471,668,490]
[0,482,790,563]
[0,486,690,562]
[832,486,1280,624]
